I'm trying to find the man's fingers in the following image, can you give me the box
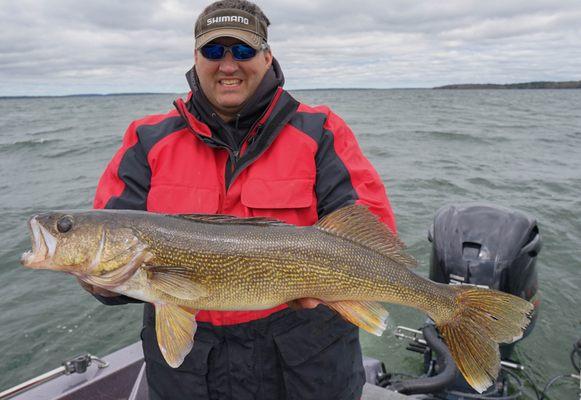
[287,298,323,310]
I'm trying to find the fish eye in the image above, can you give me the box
[56,216,73,233]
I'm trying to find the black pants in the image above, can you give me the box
[142,305,365,400]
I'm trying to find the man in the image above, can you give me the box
[84,1,397,399]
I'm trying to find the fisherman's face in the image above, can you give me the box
[195,37,273,121]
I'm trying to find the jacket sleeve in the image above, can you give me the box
[314,110,397,234]
[91,121,151,305]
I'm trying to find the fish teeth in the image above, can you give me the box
[20,250,33,264]
[21,216,52,267]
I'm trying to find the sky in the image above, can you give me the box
[1,0,580,96]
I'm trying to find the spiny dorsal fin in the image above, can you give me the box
[172,213,288,226]
[316,204,417,268]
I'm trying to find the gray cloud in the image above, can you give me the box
[0,0,580,95]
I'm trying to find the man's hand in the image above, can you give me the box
[287,298,323,310]
[77,278,120,298]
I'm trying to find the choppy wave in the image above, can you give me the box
[416,129,494,145]
[29,127,74,136]
[0,138,65,153]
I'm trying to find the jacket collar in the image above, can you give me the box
[182,58,285,146]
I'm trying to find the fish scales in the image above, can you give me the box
[133,214,437,312]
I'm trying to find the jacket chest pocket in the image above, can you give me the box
[240,178,317,224]
[147,184,219,214]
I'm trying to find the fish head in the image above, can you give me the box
[21,211,142,278]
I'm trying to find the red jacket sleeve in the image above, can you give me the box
[314,110,397,234]
[94,121,150,211]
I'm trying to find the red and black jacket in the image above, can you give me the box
[93,68,397,326]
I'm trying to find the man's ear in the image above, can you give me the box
[194,50,199,64]
[264,49,273,68]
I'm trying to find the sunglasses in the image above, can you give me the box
[200,43,268,61]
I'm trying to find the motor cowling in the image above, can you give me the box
[428,203,540,329]
[427,203,541,396]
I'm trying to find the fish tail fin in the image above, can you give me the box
[435,286,533,393]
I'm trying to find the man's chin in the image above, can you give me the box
[215,99,246,118]
[217,95,245,107]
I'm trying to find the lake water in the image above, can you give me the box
[0,89,579,399]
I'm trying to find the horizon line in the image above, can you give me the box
[2,79,580,99]
[0,87,429,99]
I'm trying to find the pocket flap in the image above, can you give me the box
[148,185,219,214]
[241,179,314,209]
[274,307,356,367]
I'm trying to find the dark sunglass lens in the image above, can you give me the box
[201,44,225,60]
[231,44,257,60]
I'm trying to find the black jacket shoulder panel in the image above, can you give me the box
[288,111,327,144]
[136,115,187,154]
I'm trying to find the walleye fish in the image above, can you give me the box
[21,205,533,393]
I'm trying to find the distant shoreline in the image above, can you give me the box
[433,80,581,89]
[2,81,580,98]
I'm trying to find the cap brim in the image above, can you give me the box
[195,28,263,50]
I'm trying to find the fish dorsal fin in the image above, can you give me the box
[316,205,417,268]
[172,213,288,227]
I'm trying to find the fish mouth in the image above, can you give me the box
[21,216,57,269]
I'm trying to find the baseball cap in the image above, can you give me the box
[195,8,268,50]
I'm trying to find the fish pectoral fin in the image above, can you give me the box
[154,302,198,368]
[325,300,389,336]
[147,266,208,301]
[316,205,418,268]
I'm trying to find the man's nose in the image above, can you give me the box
[218,52,239,74]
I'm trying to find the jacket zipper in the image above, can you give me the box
[173,88,287,192]
[235,87,283,159]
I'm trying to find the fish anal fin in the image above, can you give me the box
[316,205,417,268]
[147,266,207,301]
[326,300,389,336]
[154,303,198,368]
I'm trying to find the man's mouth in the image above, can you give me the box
[219,79,242,87]
[21,216,57,269]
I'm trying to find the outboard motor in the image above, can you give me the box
[427,203,541,397]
